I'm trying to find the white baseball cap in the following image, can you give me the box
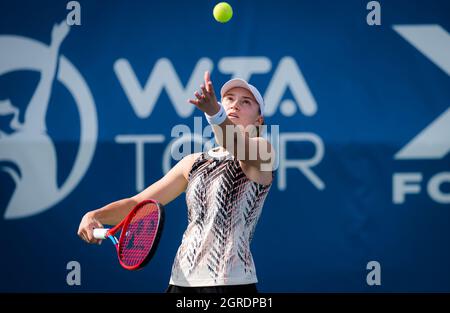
[220,78,265,116]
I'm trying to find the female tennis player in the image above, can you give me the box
[77,71,275,293]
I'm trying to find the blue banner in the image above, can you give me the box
[0,0,449,292]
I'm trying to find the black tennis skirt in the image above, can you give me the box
[165,283,258,294]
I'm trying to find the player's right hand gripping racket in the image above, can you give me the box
[93,199,165,270]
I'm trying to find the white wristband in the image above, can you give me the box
[205,102,227,125]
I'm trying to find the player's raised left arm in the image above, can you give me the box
[188,71,274,171]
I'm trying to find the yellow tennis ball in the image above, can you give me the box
[213,2,233,23]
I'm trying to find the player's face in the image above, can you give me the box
[222,87,263,129]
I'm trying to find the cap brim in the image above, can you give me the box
[220,78,253,97]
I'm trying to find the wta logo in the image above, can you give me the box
[392,25,450,204]
[0,21,98,219]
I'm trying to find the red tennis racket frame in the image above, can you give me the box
[105,199,164,270]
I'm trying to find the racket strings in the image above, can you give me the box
[119,203,160,267]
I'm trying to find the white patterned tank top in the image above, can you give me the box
[169,149,273,287]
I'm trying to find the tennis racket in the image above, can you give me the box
[93,199,165,270]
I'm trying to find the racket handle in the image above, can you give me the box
[93,228,110,239]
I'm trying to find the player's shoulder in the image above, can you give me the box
[179,152,203,180]
[185,152,203,162]
[180,152,203,168]
[250,136,274,154]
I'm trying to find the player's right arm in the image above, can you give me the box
[77,153,200,244]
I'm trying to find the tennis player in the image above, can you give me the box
[77,71,275,293]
